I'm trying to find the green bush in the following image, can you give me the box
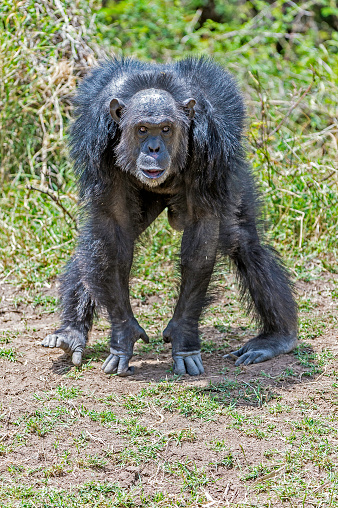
[1,0,337,286]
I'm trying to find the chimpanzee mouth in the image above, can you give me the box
[141,168,166,179]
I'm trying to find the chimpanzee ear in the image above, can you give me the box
[183,98,196,119]
[109,98,126,123]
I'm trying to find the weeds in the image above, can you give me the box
[1,1,338,507]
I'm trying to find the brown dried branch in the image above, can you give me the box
[27,185,77,229]
[265,75,315,142]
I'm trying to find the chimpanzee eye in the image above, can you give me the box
[139,126,147,134]
[162,126,170,133]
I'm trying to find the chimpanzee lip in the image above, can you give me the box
[141,168,165,179]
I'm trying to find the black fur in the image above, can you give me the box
[42,57,297,376]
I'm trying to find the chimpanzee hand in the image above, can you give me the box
[224,332,298,366]
[163,320,204,376]
[41,327,86,366]
[172,350,204,376]
[102,318,149,376]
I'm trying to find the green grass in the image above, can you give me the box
[0,347,16,362]
[1,1,338,507]
[1,349,338,506]
[1,0,338,287]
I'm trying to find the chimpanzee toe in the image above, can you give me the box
[41,333,58,348]
[235,350,274,366]
[41,329,86,366]
[224,347,275,366]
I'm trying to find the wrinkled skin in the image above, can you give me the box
[42,58,297,377]
[224,333,298,366]
[42,327,86,366]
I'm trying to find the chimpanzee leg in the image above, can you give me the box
[41,258,95,366]
[220,211,298,366]
[163,217,219,375]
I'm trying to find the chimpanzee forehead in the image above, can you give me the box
[128,89,177,118]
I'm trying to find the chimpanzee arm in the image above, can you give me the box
[88,223,149,376]
[41,217,145,375]
[101,191,166,375]
[163,217,219,375]
[42,183,166,375]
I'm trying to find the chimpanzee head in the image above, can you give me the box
[110,89,196,187]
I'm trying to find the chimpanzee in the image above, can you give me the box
[41,57,297,376]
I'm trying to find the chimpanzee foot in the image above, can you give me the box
[41,327,86,366]
[224,332,298,366]
[172,351,204,376]
[102,318,149,376]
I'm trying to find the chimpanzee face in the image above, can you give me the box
[110,89,195,187]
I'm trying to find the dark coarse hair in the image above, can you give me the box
[70,57,246,212]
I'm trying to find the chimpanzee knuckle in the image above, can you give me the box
[193,355,205,374]
[102,355,119,374]
[71,351,83,366]
[102,354,113,370]
[185,357,200,376]
[117,365,134,377]
[116,356,129,372]
[173,357,187,376]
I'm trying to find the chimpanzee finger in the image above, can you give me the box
[173,357,186,375]
[184,356,200,376]
[102,354,119,373]
[116,356,132,376]
[72,351,83,366]
[192,354,204,374]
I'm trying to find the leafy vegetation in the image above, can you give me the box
[1,0,337,285]
[1,1,338,506]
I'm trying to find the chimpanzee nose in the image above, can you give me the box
[148,140,160,153]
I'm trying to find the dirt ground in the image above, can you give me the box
[0,274,337,507]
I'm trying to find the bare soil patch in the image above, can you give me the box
[0,275,337,506]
